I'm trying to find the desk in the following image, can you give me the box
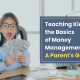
[36,66,80,80]
[0,66,29,79]
[1,66,80,80]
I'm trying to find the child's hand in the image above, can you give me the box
[4,55,16,66]
[17,54,26,63]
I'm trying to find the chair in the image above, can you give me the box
[19,26,30,72]
[19,26,28,41]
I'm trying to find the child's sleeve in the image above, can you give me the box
[0,54,7,73]
[20,50,30,66]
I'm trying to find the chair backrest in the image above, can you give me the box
[19,26,28,41]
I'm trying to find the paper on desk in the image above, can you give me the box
[62,70,80,77]
[67,70,80,74]
[63,75,76,79]
[36,65,56,70]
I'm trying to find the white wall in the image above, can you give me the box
[45,0,80,16]
[0,0,39,31]
[68,0,80,16]
[45,0,71,16]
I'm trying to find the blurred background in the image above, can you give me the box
[0,0,80,67]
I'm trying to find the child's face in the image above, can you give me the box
[0,17,18,41]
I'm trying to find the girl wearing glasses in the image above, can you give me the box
[0,12,30,73]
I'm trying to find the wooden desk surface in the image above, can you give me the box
[1,66,80,80]
[37,66,80,80]
[0,66,29,79]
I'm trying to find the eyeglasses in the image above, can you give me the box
[1,23,18,30]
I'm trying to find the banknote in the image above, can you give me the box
[3,39,30,56]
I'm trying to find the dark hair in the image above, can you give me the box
[0,12,20,46]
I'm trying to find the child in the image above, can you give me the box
[0,12,30,73]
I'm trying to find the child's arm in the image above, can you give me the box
[4,55,16,66]
[17,50,30,66]
[0,55,16,73]
[0,61,7,73]
[0,54,7,73]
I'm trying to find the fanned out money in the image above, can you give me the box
[3,39,30,56]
